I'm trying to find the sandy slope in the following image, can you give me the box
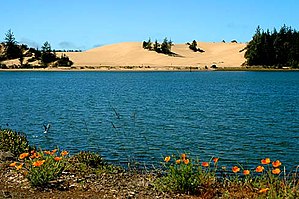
[60,41,247,69]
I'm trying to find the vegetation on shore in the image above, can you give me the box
[0,29,73,69]
[245,25,299,68]
[1,128,298,198]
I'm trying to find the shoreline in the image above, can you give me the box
[0,66,298,72]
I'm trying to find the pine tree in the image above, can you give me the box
[41,41,57,67]
[3,29,22,60]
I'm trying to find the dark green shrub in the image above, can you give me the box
[69,151,104,168]
[0,128,33,156]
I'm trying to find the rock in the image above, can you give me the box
[0,151,15,161]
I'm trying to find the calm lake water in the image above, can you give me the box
[0,71,298,169]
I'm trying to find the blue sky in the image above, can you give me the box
[1,0,298,50]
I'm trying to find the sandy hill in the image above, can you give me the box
[59,42,247,69]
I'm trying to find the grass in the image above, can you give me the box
[1,128,299,198]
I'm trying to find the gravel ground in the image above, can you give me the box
[0,161,200,199]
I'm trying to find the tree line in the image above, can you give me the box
[0,29,73,68]
[142,37,173,55]
[245,25,299,68]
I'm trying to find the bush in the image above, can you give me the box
[0,128,33,156]
[155,153,217,194]
[57,54,73,67]
[69,151,104,168]
[13,149,69,187]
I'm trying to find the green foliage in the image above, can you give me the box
[57,54,73,67]
[142,37,174,55]
[3,29,22,60]
[155,154,216,194]
[188,40,205,52]
[160,37,171,54]
[41,41,57,66]
[142,38,153,50]
[69,151,104,168]
[0,128,33,156]
[17,149,69,187]
[245,25,299,68]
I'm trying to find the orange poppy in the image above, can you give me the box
[16,164,23,170]
[164,156,171,162]
[44,150,51,155]
[272,160,282,168]
[61,151,68,156]
[9,162,17,167]
[183,159,190,165]
[232,166,240,173]
[50,149,58,155]
[30,150,35,154]
[176,159,181,164]
[243,170,250,175]
[30,152,40,159]
[259,188,269,193]
[19,153,29,160]
[32,160,45,167]
[261,158,271,164]
[256,165,265,173]
[202,162,209,167]
[181,154,187,160]
[272,168,281,175]
[54,157,62,161]
[213,157,219,164]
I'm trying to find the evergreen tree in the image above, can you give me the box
[146,38,152,50]
[3,29,22,59]
[189,40,198,52]
[245,25,299,68]
[57,54,73,67]
[41,41,57,67]
[161,37,171,54]
[153,40,160,52]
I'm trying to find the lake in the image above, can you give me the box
[0,71,298,169]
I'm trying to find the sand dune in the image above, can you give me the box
[59,42,247,69]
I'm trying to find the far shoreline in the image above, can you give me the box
[0,66,298,72]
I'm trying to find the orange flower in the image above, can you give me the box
[16,163,23,170]
[32,160,45,167]
[243,170,250,175]
[181,153,187,160]
[183,159,190,165]
[259,188,269,193]
[213,157,219,164]
[272,160,282,168]
[30,150,35,154]
[261,158,271,164]
[54,157,62,161]
[9,162,17,167]
[44,150,51,155]
[19,153,29,160]
[272,168,281,175]
[61,151,68,156]
[202,162,209,167]
[256,165,265,173]
[30,152,41,159]
[164,156,171,162]
[51,149,58,155]
[176,159,181,164]
[232,166,240,173]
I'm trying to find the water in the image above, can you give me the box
[0,71,298,169]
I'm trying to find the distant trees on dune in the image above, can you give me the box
[0,30,74,68]
[187,40,205,52]
[245,25,299,68]
[143,37,173,55]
